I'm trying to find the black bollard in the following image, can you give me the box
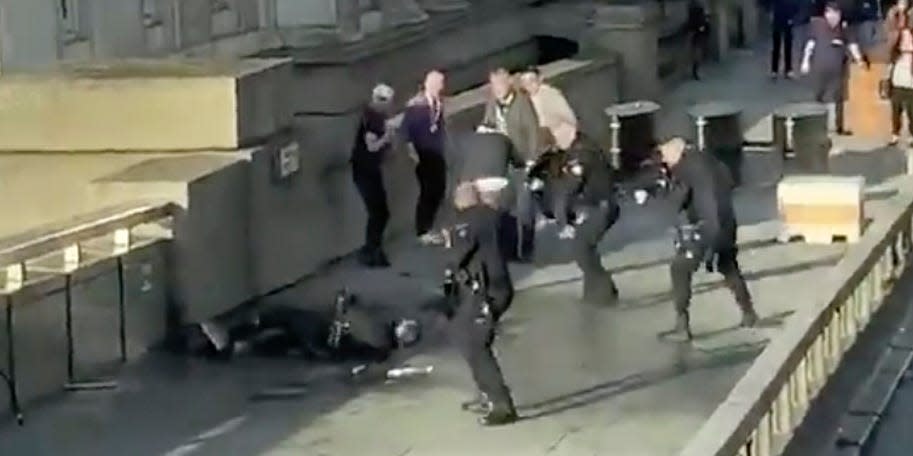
[772,102,830,174]
[688,101,745,186]
[604,101,661,177]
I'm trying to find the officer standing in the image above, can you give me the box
[351,84,397,267]
[445,181,514,323]
[655,138,759,340]
[546,124,621,305]
[446,182,518,426]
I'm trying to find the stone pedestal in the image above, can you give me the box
[688,101,744,185]
[773,102,830,174]
[585,4,661,101]
[604,100,661,175]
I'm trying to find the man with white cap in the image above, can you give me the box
[351,83,398,267]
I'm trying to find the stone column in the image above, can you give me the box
[336,0,363,42]
[417,0,470,13]
[710,0,730,60]
[740,0,759,47]
[584,3,661,102]
[379,0,430,28]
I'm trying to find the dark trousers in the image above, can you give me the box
[573,202,619,303]
[813,65,847,131]
[414,151,447,236]
[891,86,913,136]
[690,33,708,77]
[352,160,390,250]
[771,23,794,74]
[670,245,752,315]
[451,294,512,407]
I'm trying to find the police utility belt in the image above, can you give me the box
[443,266,493,324]
[673,223,706,259]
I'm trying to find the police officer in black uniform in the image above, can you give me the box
[191,289,423,363]
[654,138,759,340]
[530,126,621,305]
[445,180,514,323]
[444,182,518,426]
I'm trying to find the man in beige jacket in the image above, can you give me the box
[519,66,578,150]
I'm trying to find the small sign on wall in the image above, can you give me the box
[274,141,301,181]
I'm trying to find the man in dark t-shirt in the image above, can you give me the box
[800,2,865,134]
[351,84,397,267]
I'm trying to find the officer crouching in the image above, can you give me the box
[444,181,518,426]
[539,123,621,305]
[655,138,759,341]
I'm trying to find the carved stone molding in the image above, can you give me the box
[417,0,470,13]
[379,0,429,28]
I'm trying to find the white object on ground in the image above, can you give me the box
[386,365,434,379]
[558,225,576,239]
[634,189,649,205]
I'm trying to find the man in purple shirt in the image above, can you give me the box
[401,70,448,241]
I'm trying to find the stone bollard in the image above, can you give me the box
[688,101,744,185]
[604,101,661,176]
[773,102,830,174]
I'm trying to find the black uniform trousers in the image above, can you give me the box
[415,149,447,236]
[572,202,619,300]
[352,158,390,250]
[450,292,512,407]
[771,22,794,74]
[670,242,752,314]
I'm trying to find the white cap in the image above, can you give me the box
[372,83,395,102]
[474,177,510,193]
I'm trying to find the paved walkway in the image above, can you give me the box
[0,49,910,456]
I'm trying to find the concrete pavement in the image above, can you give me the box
[1,48,910,456]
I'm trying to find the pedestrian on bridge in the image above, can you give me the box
[654,138,759,341]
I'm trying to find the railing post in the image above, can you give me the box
[113,228,131,255]
[4,264,25,293]
[63,243,81,272]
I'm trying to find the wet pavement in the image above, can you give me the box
[1,47,910,455]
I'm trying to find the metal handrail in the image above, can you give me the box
[0,201,177,426]
[0,202,175,270]
[680,183,913,456]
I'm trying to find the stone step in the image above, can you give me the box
[0,59,292,152]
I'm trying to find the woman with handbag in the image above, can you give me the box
[886,0,913,145]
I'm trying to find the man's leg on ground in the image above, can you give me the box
[716,248,759,327]
[574,209,618,306]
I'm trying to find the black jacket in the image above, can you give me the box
[667,148,738,250]
[544,136,620,228]
[449,205,513,297]
[449,131,526,183]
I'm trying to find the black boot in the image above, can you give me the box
[665,312,693,342]
[371,248,391,268]
[479,399,518,426]
[582,273,619,306]
[739,304,759,328]
[691,63,700,80]
[461,391,489,414]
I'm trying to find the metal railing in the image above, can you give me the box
[0,202,176,425]
[680,183,913,456]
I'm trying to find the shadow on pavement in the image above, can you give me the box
[516,344,760,421]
